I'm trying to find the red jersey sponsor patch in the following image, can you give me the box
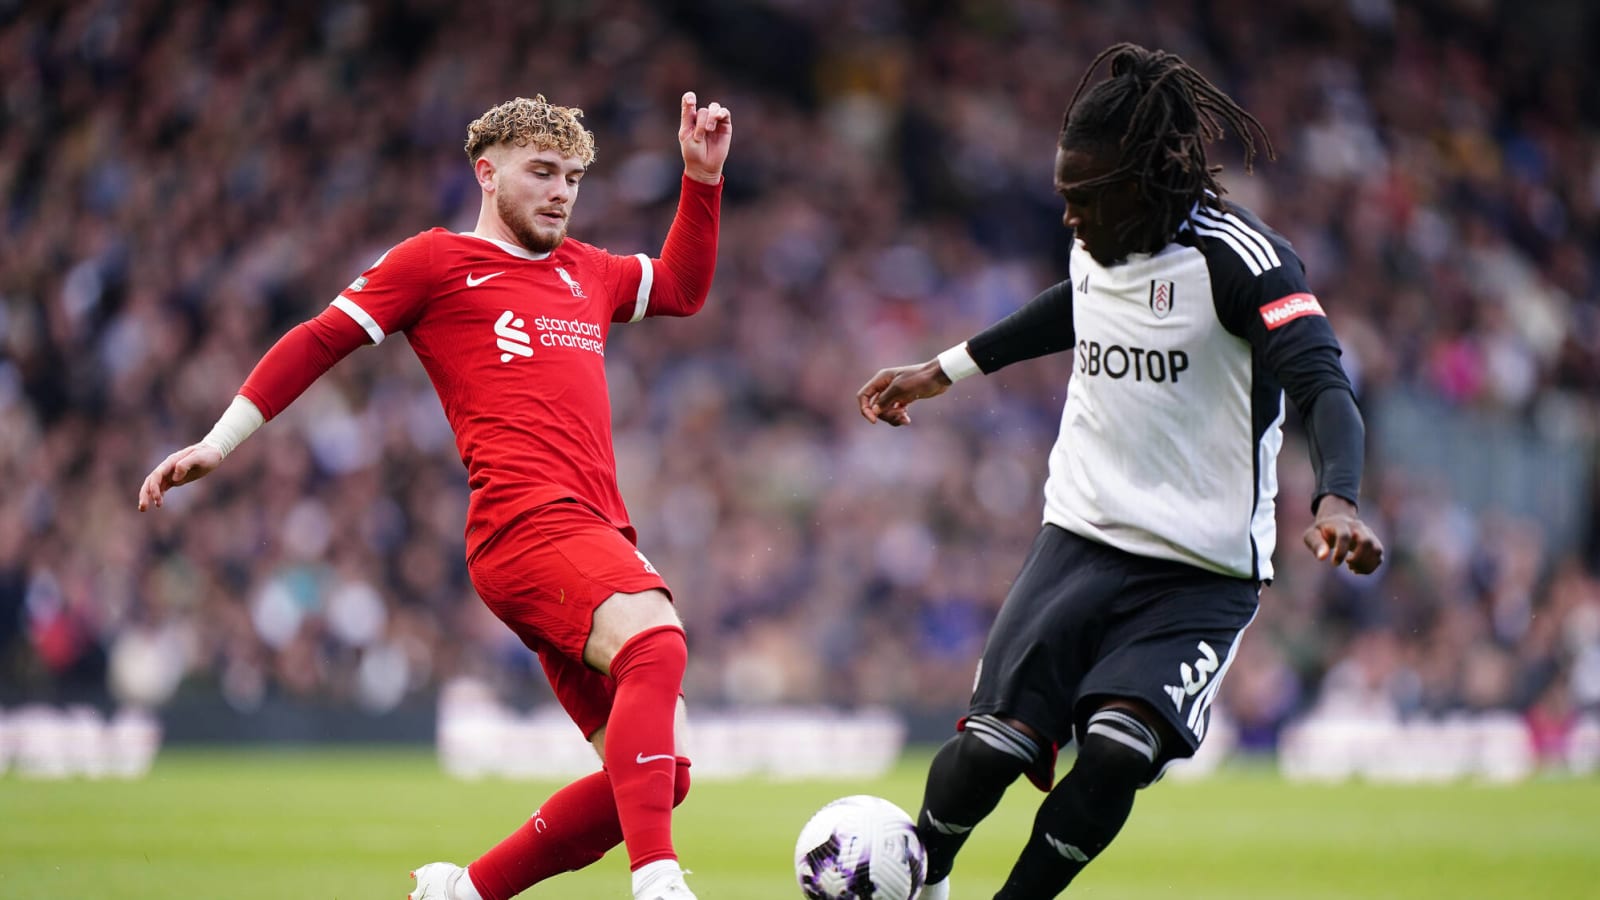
[1259,292,1325,330]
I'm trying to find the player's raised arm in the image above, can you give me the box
[618,92,732,323]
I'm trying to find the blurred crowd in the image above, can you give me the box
[4,0,1600,760]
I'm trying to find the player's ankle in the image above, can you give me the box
[455,866,485,900]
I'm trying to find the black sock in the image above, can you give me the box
[918,717,1037,884]
[994,714,1157,899]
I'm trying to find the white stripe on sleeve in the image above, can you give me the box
[629,253,654,323]
[1190,223,1266,276]
[331,296,386,344]
[1216,210,1281,268]
[1195,209,1281,271]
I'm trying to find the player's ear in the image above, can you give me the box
[473,155,498,193]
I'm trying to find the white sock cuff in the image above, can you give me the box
[632,858,682,897]
[454,866,484,900]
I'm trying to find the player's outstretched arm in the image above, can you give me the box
[1302,495,1384,574]
[138,303,370,512]
[856,359,953,427]
[678,91,731,184]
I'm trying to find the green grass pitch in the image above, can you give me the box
[3,747,1596,898]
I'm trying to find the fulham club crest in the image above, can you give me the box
[1149,279,1175,318]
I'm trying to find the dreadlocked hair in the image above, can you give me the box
[1060,43,1274,253]
[465,94,596,165]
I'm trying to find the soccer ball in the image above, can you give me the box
[794,794,927,900]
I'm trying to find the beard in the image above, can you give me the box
[498,192,567,254]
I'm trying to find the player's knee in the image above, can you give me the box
[1074,708,1162,789]
[587,590,682,672]
[606,622,687,683]
[673,757,692,807]
[955,714,1042,786]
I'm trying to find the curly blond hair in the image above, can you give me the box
[465,95,596,165]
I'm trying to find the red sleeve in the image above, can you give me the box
[239,232,438,419]
[334,231,437,337]
[238,305,369,420]
[610,174,722,323]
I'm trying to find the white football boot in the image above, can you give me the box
[920,878,951,900]
[408,862,472,900]
[638,870,698,900]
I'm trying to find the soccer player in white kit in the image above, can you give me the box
[858,43,1384,899]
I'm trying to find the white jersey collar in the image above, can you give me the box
[460,231,552,260]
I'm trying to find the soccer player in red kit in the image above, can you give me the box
[137,92,732,900]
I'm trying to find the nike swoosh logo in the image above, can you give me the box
[466,271,505,287]
[636,752,675,764]
[924,813,972,836]
[1045,834,1089,861]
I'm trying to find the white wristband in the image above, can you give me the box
[936,341,982,383]
[199,396,265,458]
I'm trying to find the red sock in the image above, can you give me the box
[603,625,689,871]
[468,759,692,900]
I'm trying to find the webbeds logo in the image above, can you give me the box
[1259,293,1325,330]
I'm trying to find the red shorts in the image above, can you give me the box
[468,500,671,738]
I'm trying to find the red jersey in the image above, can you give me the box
[237,176,722,557]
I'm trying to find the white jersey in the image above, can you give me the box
[946,202,1346,581]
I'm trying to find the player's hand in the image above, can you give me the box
[857,359,953,427]
[679,91,731,184]
[1302,495,1384,574]
[137,443,223,511]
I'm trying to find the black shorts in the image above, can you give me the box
[968,524,1259,770]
